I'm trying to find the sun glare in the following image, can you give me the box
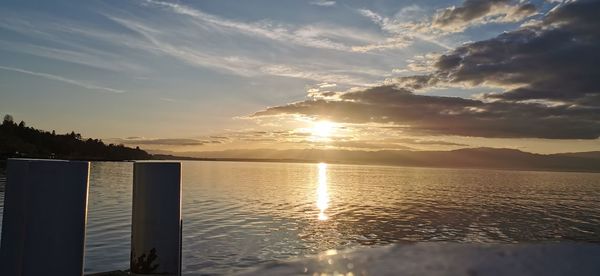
[311,121,336,139]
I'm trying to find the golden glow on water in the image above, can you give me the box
[31,161,600,275]
[317,162,329,221]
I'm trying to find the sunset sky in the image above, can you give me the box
[1,0,598,154]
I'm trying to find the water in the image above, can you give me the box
[1,161,600,275]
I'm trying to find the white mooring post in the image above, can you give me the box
[131,162,182,276]
[0,159,90,276]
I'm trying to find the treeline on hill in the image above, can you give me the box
[0,114,151,161]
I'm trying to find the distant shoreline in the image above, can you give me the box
[150,147,600,174]
[2,154,599,174]
[150,156,600,174]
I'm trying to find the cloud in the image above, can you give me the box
[253,85,600,139]
[104,15,258,76]
[310,0,336,7]
[356,9,452,51]
[159,97,177,102]
[351,36,412,52]
[311,136,467,149]
[0,16,152,74]
[406,0,600,107]
[251,1,600,140]
[113,137,217,146]
[356,0,537,52]
[393,75,440,90]
[0,65,125,93]
[142,0,356,51]
[103,15,376,85]
[385,138,468,146]
[2,1,391,86]
[0,40,147,74]
[431,0,537,32]
[327,140,414,150]
[259,64,371,86]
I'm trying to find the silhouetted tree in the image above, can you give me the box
[0,115,151,161]
[3,114,14,125]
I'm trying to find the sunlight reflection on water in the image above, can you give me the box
[317,163,329,221]
[1,161,600,275]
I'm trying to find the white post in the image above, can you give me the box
[131,162,182,276]
[0,159,90,276]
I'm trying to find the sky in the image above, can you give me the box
[0,0,598,154]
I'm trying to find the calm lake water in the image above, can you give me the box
[1,161,600,275]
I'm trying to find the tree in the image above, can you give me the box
[3,114,14,125]
[0,118,151,160]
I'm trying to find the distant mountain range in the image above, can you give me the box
[2,114,598,173]
[155,148,600,173]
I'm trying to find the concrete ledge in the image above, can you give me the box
[237,243,600,276]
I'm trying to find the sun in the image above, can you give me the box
[311,121,336,138]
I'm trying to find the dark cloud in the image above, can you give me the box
[115,138,211,146]
[384,138,468,146]
[254,85,600,139]
[394,75,439,90]
[253,1,600,140]
[429,0,600,106]
[431,0,537,32]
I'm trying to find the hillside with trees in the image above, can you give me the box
[0,114,150,162]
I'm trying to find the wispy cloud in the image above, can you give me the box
[142,0,354,51]
[351,37,412,52]
[0,16,151,74]
[259,64,371,86]
[159,97,177,103]
[0,65,125,93]
[356,9,453,51]
[104,15,263,77]
[310,0,336,7]
[110,137,215,146]
[1,1,398,87]
[106,15,374,85]
[0,40,147,74]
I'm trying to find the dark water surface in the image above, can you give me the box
[1,161,600,275]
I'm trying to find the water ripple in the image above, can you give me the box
[1,162,600,275]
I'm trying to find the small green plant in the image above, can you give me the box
[131,248,160,274]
